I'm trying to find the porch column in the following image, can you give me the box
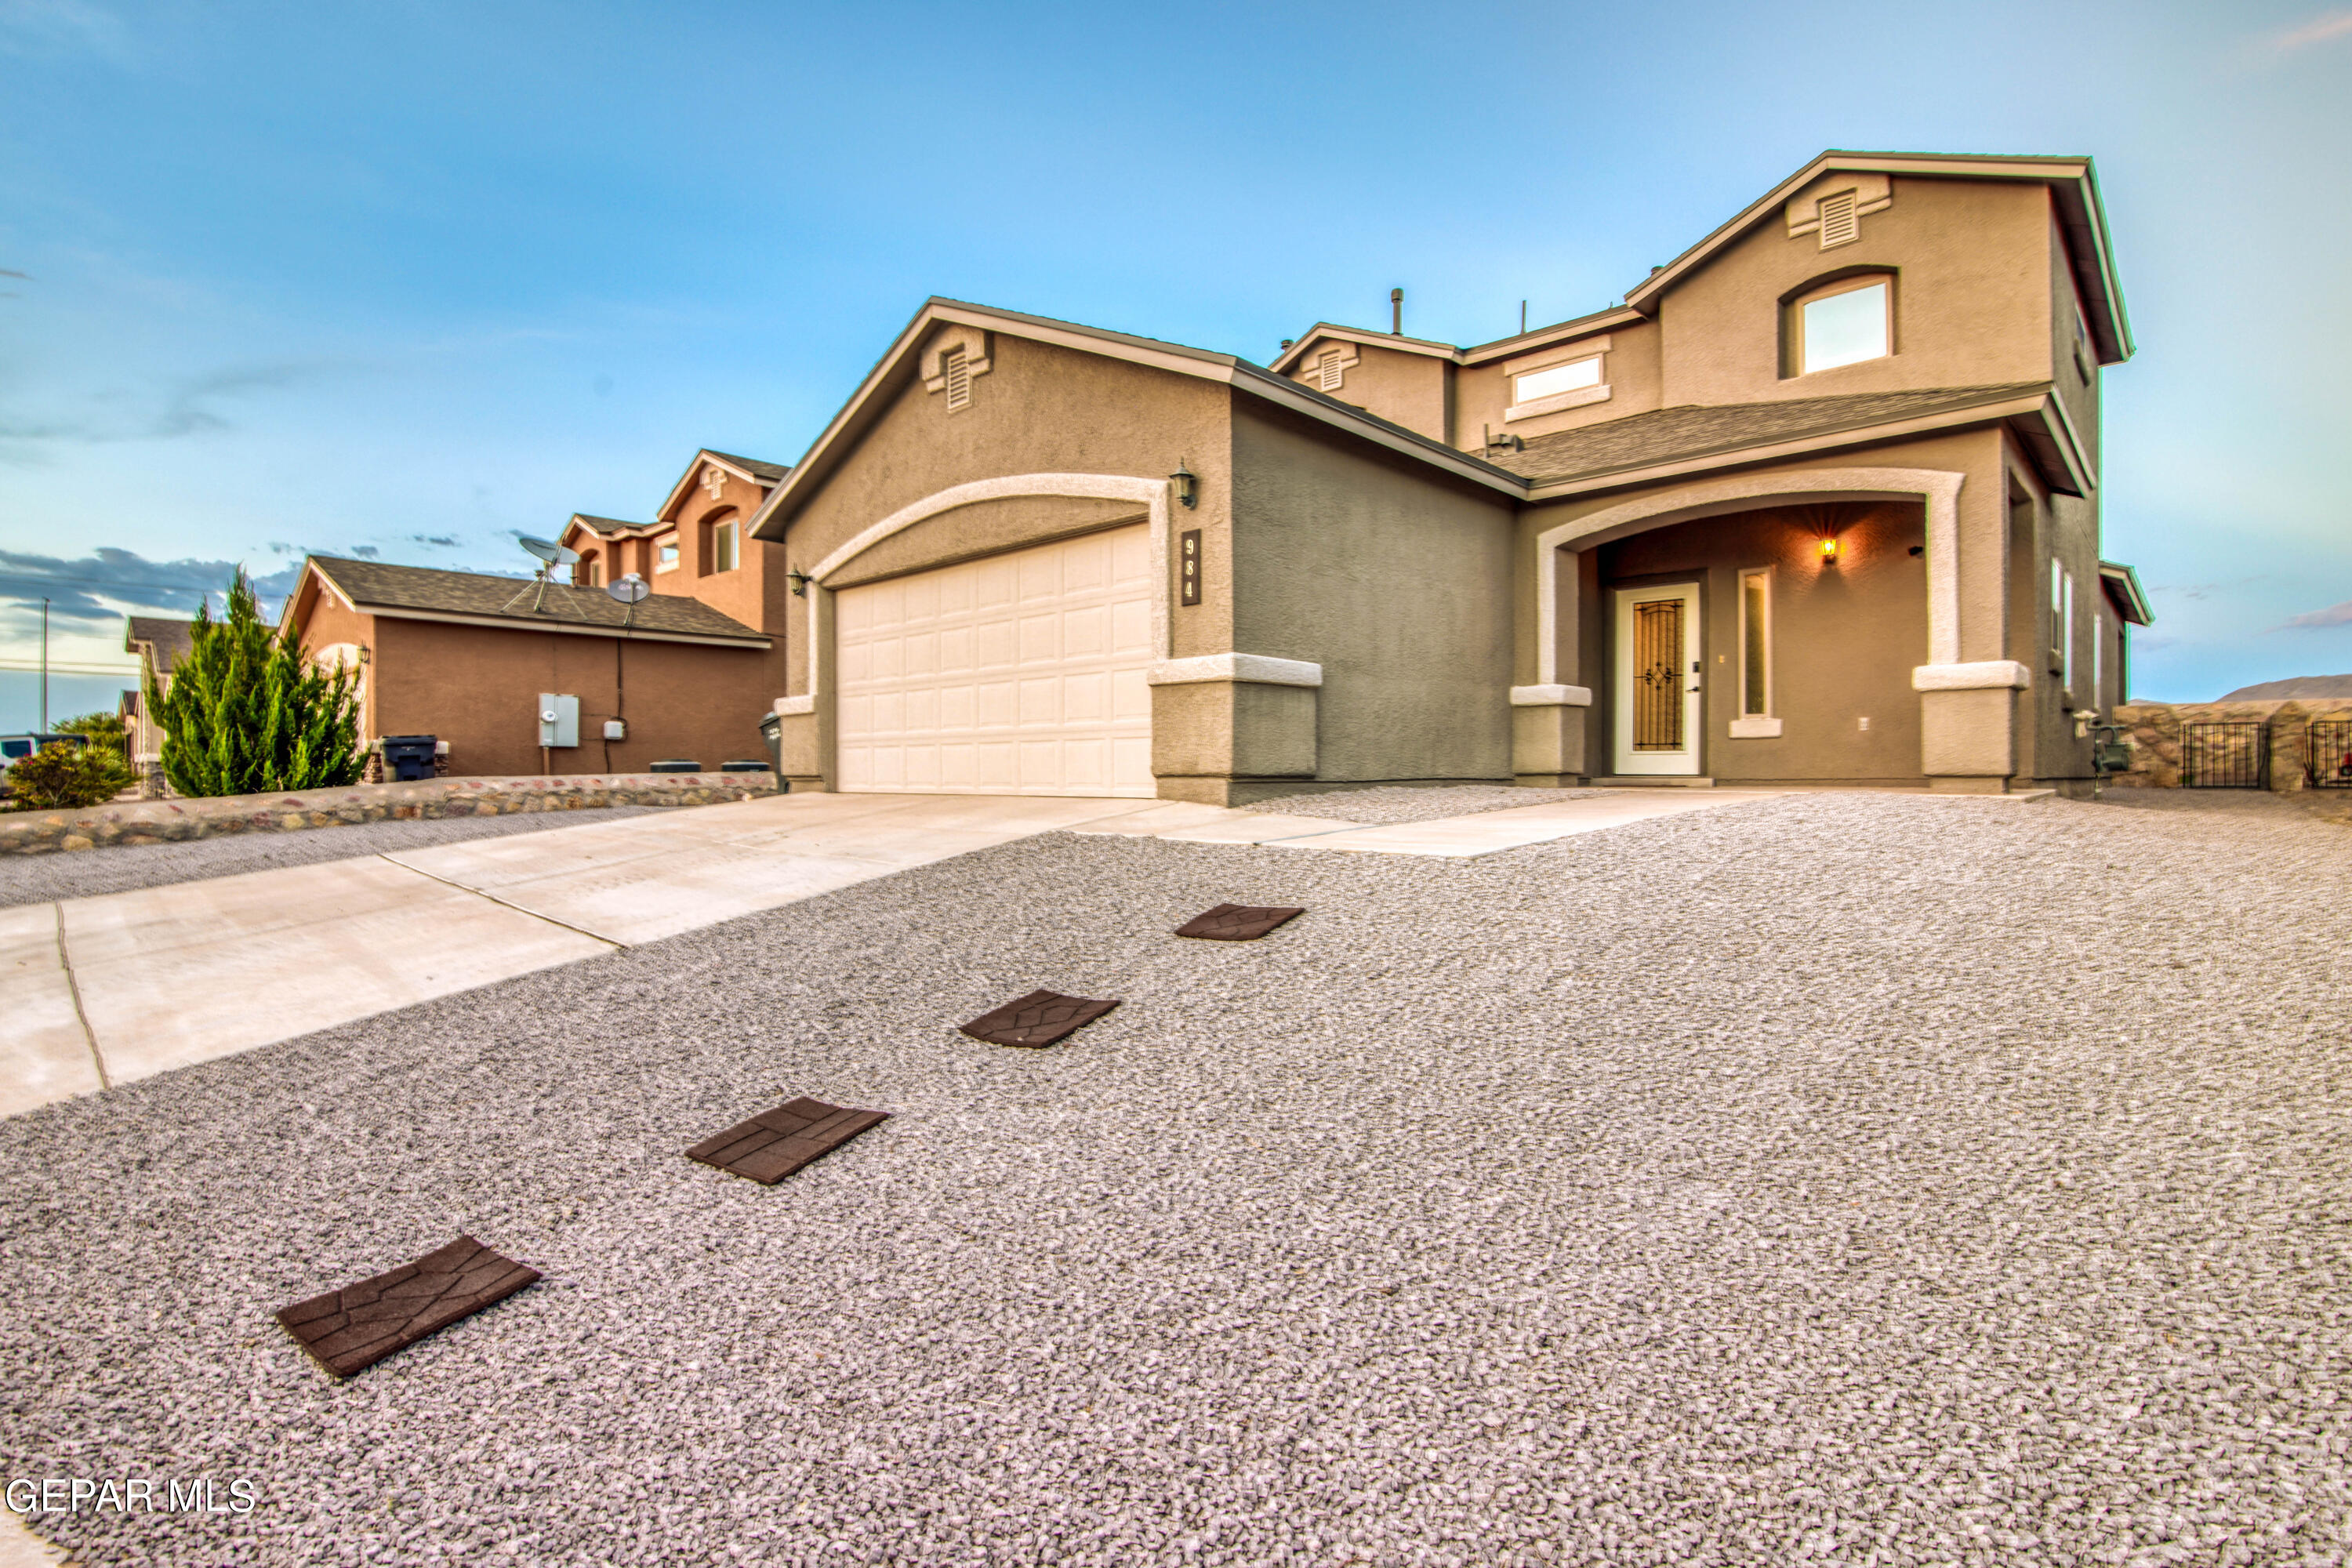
[1511,543,1592,785]
[771,582,833,791]
[1911,463,2026,792]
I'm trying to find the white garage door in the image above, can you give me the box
[836,524,1155,796]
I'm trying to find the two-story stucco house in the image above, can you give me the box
[747,150,2151,803]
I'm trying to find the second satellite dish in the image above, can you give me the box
[519,535,581,568]
[606,574,651,604]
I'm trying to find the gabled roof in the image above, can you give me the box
[749,298,1526,539]
[565,514,662,541]
[659,448,791,523]
[1625,151,2132,365]
[2099,561,2153,626]
[1268,325,1465,373]
[124,615,194,674]
[1492,383,2051,488]
[1268,306,1646,376]
[292,557,768,648]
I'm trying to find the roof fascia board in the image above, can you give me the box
[1459,309,1646,366]
[753,300,1527,539]
[1520,390,2052,503]
[1269,326,1464,373]
[658,449,769,523]
[2097,561,2154,626]
[355,604,770,649]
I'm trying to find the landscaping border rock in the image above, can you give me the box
[0,773,778,856]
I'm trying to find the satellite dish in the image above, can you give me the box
[606,574,650,604]
[520,535,580,568]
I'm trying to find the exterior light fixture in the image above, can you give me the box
[1169,461,1199,510]
[787,568,813,597]
[1818,535,1842,565]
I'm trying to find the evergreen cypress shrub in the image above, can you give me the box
[147,569,365,797]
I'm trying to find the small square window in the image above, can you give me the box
[655,534,680,573]
[1798,279,1889,374]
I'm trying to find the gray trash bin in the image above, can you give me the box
[720,760,768,772]
[381,735,438,782]
[757,711,786,792]
[648,760,703,774]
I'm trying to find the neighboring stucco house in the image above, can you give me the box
[752,150,2151,802]
[122,615,194,787]
[277,449,794,777]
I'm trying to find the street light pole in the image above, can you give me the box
[39,597,49,732]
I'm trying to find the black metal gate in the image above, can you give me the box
[2310,720,2352,789]
[2180,721,2268,789]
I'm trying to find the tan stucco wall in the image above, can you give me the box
[1285,339,1451,442]
[2003,430,2107,786]
[775,332,1233,695]
[1454,320,1667,449]
[1593,500,1929,783]
[1657,176,2059,408]
[825,494,1148,590]
[1229,402,1516,784]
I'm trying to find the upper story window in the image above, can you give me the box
[575,552,601,587]
[706,515,739,574]
[2071,305,2095,383]
[655,532,681,574]
[1791,274,1893,375]
[1515,355,1601,404]
[1503,336,1612,422]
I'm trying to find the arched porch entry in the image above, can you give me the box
[1512,466,2019,786]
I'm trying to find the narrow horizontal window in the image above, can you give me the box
[1513,355,1602,404]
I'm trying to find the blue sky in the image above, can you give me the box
[2,0,2348,728]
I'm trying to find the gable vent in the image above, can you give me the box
[942,347,971,410]
[1316,348,1345,393]
[1817,190,1860,250]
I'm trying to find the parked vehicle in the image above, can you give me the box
[0,732,92,798]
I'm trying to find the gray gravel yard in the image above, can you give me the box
[0,805,659,908]
[1243,784,1616,824]
[1,791,2347,1566]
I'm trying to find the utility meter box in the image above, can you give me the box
[602,718,626,742]
[538,693,580,749]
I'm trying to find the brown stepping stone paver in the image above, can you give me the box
[275,1236,539,1379]
[685,1096,891,1185]
[959,989,1120,1048]
[1174,903,1306,942]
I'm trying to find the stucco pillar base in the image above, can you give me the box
[1927,775,2009,795]
[771,710,826,788]
[1918,687,2016,781]
[1150,680,1318,801]
[1510,699,1589,784]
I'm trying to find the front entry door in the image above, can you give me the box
[1613,584,1701,776]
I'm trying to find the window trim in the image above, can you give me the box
[1504,338,1611,422]
[702,513,739,575]
[1782,269,1896,379]
[654,532,681,574]
[1729,566,1782,738]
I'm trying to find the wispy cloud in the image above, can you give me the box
[0,0,125,60]
[2269,8,2352,51]
[0,548,308,638]
[2274,599,2352,630]
[0,359,342,458]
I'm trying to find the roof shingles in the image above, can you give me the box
[1491,383,2049,486]
[307,558,767,644]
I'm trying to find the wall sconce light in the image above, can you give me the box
[358,644,372,665]
[787,568,813,597]
[1169,461,1199,510]
[1818,535,1842,566]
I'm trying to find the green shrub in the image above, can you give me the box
[147,568,365,798]
[5,740,136,810]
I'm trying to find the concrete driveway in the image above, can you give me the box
[2,786,1780,1121]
